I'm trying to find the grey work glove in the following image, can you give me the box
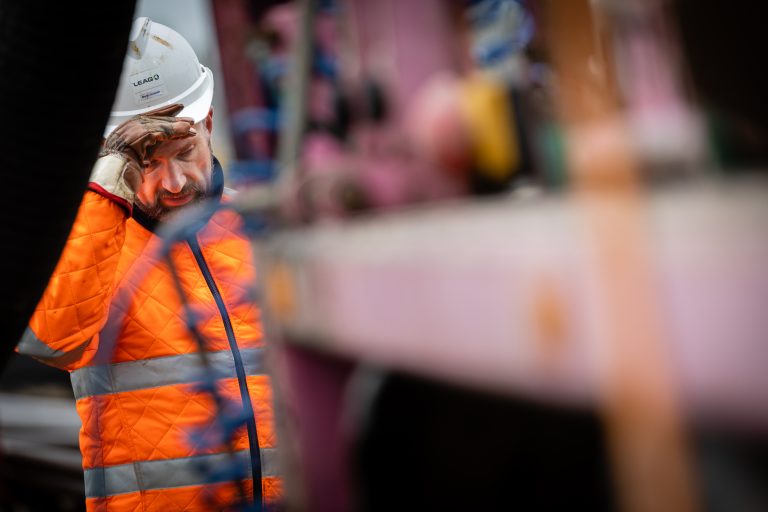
[89,104,196,209]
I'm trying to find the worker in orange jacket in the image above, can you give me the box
[17,18,281,511]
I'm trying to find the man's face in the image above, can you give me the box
[135,116,213,220]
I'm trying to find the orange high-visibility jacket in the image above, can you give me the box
[18,167,280,511]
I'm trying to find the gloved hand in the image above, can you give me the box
[100,103,196,190]
[89,104,196,211]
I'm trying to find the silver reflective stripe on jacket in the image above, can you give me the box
[83,448,280,498]
[17,328,91,368]
[70,347,264,400]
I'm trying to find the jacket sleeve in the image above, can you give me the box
[17,189,128,371]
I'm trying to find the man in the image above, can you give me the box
[17,18,280,510]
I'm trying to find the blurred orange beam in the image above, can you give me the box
[545,1,699,512]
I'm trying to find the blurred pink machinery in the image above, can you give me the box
[210,0,768,511]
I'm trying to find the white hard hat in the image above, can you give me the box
[105,17,214,137]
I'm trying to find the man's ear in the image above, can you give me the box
[205,107,213,133]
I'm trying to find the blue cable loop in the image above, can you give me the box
[157,201,221,257]
[195,456,249,484]
[158,199,272,511]
[187,400,252,456]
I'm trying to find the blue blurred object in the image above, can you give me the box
[318,0,339,13]
[231,107,281,134]
[466,0,534,67]
[313,50,337,79]
[229,159,277,186]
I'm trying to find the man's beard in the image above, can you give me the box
[135,182,207,221]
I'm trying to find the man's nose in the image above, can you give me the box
[160,163,187,193]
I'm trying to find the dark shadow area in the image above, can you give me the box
[0,0,137,369]
[354,372,616,511]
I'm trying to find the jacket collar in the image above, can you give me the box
[132,156,225,234]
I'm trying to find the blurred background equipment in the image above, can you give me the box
[2,0,768,510]
[222,0,768,510]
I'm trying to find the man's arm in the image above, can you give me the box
[18,191,129,370]
[18,104,194,370]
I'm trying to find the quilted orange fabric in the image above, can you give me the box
[20,190,281,511]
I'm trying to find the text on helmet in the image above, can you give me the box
[133,74,161,87]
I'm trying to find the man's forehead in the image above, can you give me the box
[151,136,196,157]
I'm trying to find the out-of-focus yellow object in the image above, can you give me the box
[460,75,520,182]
